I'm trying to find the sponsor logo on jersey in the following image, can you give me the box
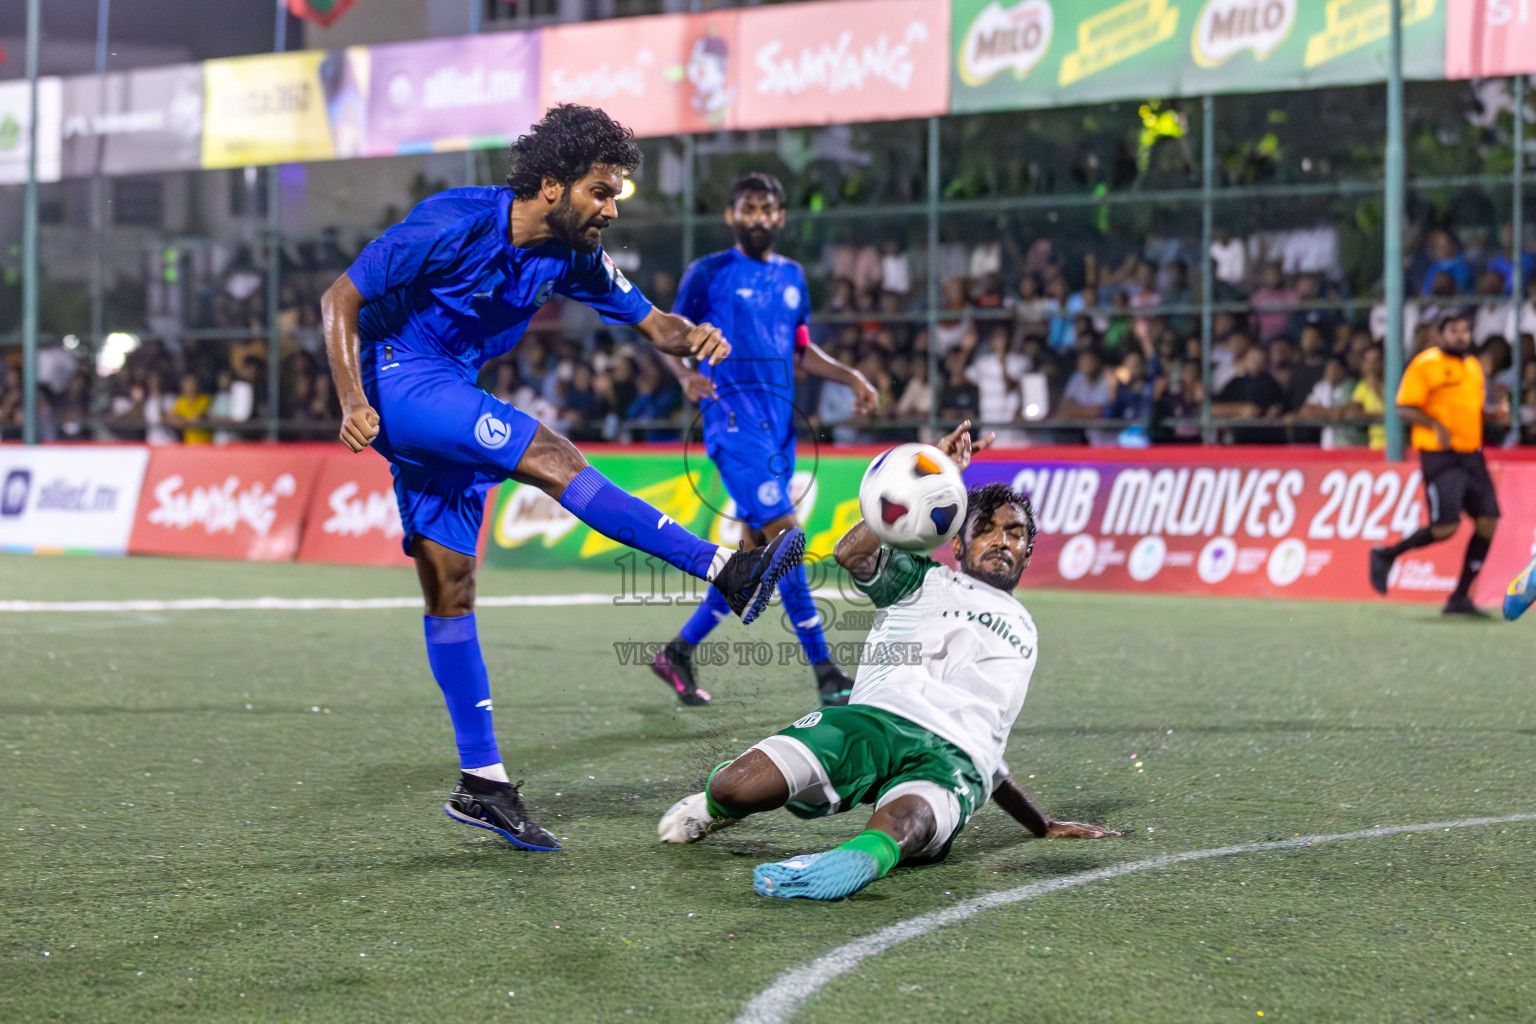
[535,280,555,305]
[602,252,633,293]
[757,479,784,507]
[475,413,513,450]
[792,711,823,729]
[736,288,754,299]
[1197,536,1237,583]
[783,284,801,308]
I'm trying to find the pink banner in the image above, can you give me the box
[1444,0,1536,78]
[732,0,950,130]
[961,449,1536,607]
[539,12,740,138]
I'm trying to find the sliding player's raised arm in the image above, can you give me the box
[992,775,1122,839]
[834,519,883,582]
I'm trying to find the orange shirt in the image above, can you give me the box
[1395,346,1484,452]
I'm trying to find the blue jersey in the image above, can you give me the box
[347,186,652,376]
[674,248,810,454]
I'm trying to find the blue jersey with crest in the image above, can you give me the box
[673,248,810,455]
[346,186,652,376]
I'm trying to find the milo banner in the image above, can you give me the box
[964,450,1536,606]
[951,0,1447,113]
[484,450,868,571]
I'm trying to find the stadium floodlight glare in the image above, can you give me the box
[96,332,140,376]
[618,178,636,201]
[62,334,79,350]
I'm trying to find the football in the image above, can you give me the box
[858,443,969,551]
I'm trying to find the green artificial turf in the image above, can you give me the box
[2,553,1534,1023]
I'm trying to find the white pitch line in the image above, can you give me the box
[734,812,1536,1024]
[0,588,852,614]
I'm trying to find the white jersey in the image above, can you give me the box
[850,548,1037,793]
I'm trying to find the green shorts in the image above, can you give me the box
[750,704,987,862]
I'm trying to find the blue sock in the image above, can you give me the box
[423,614,500,770]
[779,562,831,664]
[679,587,732,646]
[560,466,721,579]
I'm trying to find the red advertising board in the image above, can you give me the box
[732,0,950,130]
[129,447,323,561]
[296,451,415,567]
[539,12,741,137]
[1444,0,1536,78]
[962,450,1536,607]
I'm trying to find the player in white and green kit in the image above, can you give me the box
[658,423,1120,900]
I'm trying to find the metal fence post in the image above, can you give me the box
[265,0,287,442]
[926,115,940,442]
[1512,74,1526,441]
[1383,0,1407,462]
[1200,94,1215,444]
[22,0,41,445]
[90,0,112,389]
[681,133,696,269]
[464,0,482,187]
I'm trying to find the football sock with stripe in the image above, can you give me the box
[678,587,732,647]
[1451,533,1491,600]
[778,561,831,664]
[834,829,902,878]
[559,466,728,580]
[423,614,501,772]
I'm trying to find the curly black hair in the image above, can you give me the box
[505,105,643,200]
[729,171,786,208]
[961,482,1037,558]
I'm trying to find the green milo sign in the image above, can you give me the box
[483,450,870,570]
[950,0,1447,114]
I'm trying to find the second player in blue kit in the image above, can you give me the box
[321,109,805,852]
[653,173,879,707]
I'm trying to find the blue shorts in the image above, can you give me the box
[367,351,540,557]
[710,439,797,528]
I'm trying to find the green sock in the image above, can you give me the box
[704,761,745,820]
[835,829,902,878]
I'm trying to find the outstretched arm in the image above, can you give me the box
[321,273,379,453]
[992,776,1122,839]
[799,340,879,414]
[636,307,731,367]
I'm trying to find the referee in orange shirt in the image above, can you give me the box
[1368,311,1500,616]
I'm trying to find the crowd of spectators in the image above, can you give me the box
[4,221,1534,448]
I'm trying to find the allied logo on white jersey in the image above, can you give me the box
[783,285,801,308]
[757,479,783,507]
[792,711,823,729]
[475,413,513,450]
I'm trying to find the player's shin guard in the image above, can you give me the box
[423,614,500,770]
[679,588,731,646]
[778,562,831,664]
[559,466,723,579]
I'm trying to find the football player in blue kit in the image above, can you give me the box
[320,107,805,852]
[651,173,878,708]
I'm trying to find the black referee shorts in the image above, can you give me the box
[1420,450,1501,526]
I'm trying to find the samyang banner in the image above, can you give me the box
[1444,0,1536,78]
[540,12,742,137]
[733,0,951,129]
[60,65,204,178]
[950,0,1447,114]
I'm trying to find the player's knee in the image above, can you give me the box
[518,426,590,499]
